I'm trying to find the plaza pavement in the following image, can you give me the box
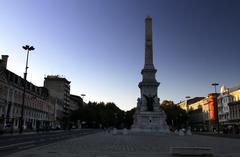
[5,130,240,157]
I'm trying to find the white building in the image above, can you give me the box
[218,84,240,133]
[218,85,231,124]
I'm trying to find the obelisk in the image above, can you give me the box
[144,16,154,69]
[131,16,169,133]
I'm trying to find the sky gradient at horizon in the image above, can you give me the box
[1,0,240,110]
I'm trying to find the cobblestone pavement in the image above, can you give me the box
[5,131,240,157]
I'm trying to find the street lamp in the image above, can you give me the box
[19,45,35,133]
[212,83,219,93]
[211,82,219,134]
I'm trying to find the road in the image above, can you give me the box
[0,129,100,157]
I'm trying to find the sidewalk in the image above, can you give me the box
[0,129,79,138]
[5,131,240,157]
[194,131,240,139]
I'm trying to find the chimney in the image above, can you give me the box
[1,55,9,69]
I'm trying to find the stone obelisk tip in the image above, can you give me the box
[145,16,152,20]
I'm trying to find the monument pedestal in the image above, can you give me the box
[132,111,169,133]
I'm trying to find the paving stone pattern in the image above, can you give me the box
[6,131,240,157]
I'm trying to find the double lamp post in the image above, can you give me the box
[19,45,35,133]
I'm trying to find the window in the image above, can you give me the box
[14,76,18,84]
[21,80,24,87]
[9,73,13,81]
[235,96,238,101]
[32,86,35,92]
[27,83,30,90]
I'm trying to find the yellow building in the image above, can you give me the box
[178,97,216,131]
[189,98,208,114]
[188,97,210,131]
[178,101,188,111]
[178,97,205,112]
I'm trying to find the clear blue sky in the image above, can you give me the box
[1,0,240,111]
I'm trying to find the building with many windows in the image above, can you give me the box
[187,97,208,131]
[44,75,71,128]
[178,97,205,112]
[178,95,219,131]
[0,55,54,132]
[44,75,70,113]
[218,84,240,133]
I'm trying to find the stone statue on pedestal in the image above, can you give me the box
[143,94,156,111]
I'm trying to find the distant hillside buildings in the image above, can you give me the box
[0,55,83,132]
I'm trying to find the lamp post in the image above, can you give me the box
[211,82,219,134]
[19,45,35,133]
[212,83,219,94]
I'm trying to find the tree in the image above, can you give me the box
[69,101,133,129]
[124,108,136,129]
[160,100,188,131]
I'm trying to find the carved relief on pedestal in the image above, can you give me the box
[143,94,156,111]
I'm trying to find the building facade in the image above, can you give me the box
[69,94,83,111]
[178,97,205,112]
[0,55,54,132]
[44,75,71,128]
[44,75,70,113]
[187,97,209,131]
[218,85,240,133]
[48,96,64,129]
[178,95,218,131]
